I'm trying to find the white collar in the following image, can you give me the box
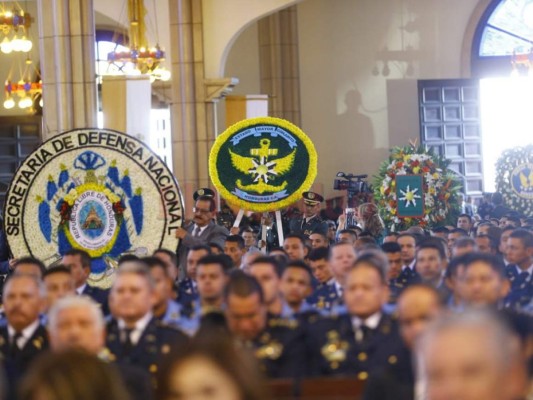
[515,263,533,276]
[351,311,382,330]
[402,259,416,271]
[117,312,153,345]
[8,319,40,349]
[76,283,87,295]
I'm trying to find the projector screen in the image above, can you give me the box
[480,78,533,192]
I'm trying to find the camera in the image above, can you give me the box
[333,172,370,193]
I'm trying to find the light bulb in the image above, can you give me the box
[20,37,32,52]
[3,98,15,109]
[159,69,171,81]
[18,97,32,109]
[11,35,22,52]
[39,97,43,107]
[1,38,12,54]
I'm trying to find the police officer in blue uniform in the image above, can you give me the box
[224,271,310,379]
[105,260,188,381]
[289,192,329,238]
[504,229,533,310]
[307,251,403,380]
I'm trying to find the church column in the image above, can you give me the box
[37,0,98,139]
[258,5,301,125]
[168,0,236,206]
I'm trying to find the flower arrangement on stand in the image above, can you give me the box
[374,143,462,232]
[495,145,533,217]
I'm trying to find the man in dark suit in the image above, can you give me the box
[62,248,110,315]
[48,295,154,400]
[175,189,229,276]
[105,260,189,379]
[307,251,404,380]
[0,274,49,398]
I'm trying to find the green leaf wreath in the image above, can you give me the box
[373,143,462,232]
[495,145,533,217]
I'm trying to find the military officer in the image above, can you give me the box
[224,271,309,378]
[504,229,533,310]
[0,274,49,398]
[307,251,403,380]
[177,244,211,305]
[289,191,329,238]
[392,233,421,292]
[106,260,189,379]
[307,247,335,310]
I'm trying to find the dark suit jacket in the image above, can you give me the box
[82,284,110,315]
[0,324,49,398]
[105,317,189,378]
[177,220,229,274]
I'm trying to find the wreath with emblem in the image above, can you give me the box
[373,143,462,231]
[4,129,183,288]
[209,117,317,212]
[495,145,533,217]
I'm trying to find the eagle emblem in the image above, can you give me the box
[519,170,533,191]
[229,138,296,194]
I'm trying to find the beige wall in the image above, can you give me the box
[223,0,484,198]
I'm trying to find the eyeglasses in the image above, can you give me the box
[193,207,212,214]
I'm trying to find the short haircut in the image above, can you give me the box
[224,270,264,303]
[397,232,418,244]
[476,234,499,251]
[196,195,216,212]
[398,283,443,306]
[48,295,104,334]
[501,225,516,234]
[449,228,468,237]
[42,265,71,279]
[284,260,312,280]
[197,254,233,274]
[509,229,533,249]
[338,229,358,240]
[308,246,330,262]
[445,253,469,279]
[453,236,477,249]
[225,235,245,249]
[13,257,47,276]
[117,254,140,265]
[208,242,224,254]
[381,242,401,254]
[190,244,212,253]
[284,234,305,246]
[463,252,507,278]
[432,226,450,234]
[418,239,447,260]
[116,260,154,289]
[384,231,400,238]
[309,231,328,240]
[153,248,178,266]
[249,256,284,278]
[63,249,92,269]
[142,256,169,276]
[356,236,377,245]
[458,213,473,223]
[351,250,389,284]
[328,242,356,260]
[4,273,45,298]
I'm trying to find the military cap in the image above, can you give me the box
[193,188,215,201]
[302,191,324,205]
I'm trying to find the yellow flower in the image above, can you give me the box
[432,172,439,179]
[413,166,420,174]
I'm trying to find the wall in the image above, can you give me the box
[295,0,481,198]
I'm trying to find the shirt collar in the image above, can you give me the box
[76,283,87,295]
[515,263,533,276]
[194,224,209,235]
[8,319,40,347]
[402,259,416,271]
[117,312,153,345]
[351,311,382,330]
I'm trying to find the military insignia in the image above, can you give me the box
[145,334,156,343]
[388,355,398,364]
[209,117,317,212]
[98,347,116,362]
[510,163,533,200]
[255,340,283,360]
[149,364,158,373]
[321,330,348,369]
[161,344,171,354]
[33,338,43,349]
[3,129,183,289]
[198,189,205,196]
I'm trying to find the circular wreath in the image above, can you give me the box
[373,143,462,231]
[495,145,533,217]
[209,117,317,212]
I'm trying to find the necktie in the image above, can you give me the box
[194,226,202,237]
[122,328,134,357]
[516,271,530,289]
[10,331,23,357]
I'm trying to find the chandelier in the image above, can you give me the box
[3,57,42,110]
[106,0,170,81]
[0,7,33,54]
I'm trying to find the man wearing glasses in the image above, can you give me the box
[175,188,229,279]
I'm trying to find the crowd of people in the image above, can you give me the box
[0,188,532,400]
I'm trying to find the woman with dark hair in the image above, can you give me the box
[18,351,131,400]
[357,203,385,243]
[157,336,269,400]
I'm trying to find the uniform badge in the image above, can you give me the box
[321,330,348,370]
[145,334,156,343]
[161,344,171,354]
[33,338,43,349]
[255,340,283,360]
